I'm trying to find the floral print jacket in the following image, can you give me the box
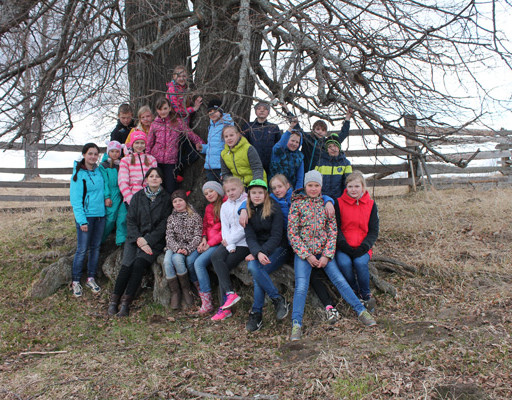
[287,189,337,260]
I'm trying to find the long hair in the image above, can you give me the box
[246,187,273,220]
[73,143,99,182]
[269,174,290,191]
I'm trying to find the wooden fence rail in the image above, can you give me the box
[1,120,511,204]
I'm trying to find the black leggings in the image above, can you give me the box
[211,245,250,294]
[310,268,335,308]
[113,258,152,297]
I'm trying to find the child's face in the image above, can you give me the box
[249,187,266,205]
[172,197,187,212]
[209,109,222,123]
[287,133,300,151]
[305,182,322,198]
[132,140,146,153]
[313,126,327,138]
[83,147,99,168]
[271,179,289,199]
[223,128,240,148]
[255,105,269,120]
[346,180,364,199]
[203,188,219,203]
[109,149,121,161]
[119,112,133,127]
[174,70,188,86]
[224,182,244,201]
[146,170,162,190]
[140,111,153,128]
[156,103,171,119]
[327,143,340,157]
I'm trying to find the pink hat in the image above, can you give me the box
[129,130,147,148]
[106,140,123,154]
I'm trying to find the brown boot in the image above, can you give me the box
[117,295,133,317]
[167,277,181,310]
[107,294,120,316]
[177,273,195,308]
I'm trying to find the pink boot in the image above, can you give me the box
[198,292,214,315]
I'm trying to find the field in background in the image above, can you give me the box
[0,188,510,399]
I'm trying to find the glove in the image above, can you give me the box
[352,243,370,258]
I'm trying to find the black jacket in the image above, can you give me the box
[110,119,136,144]
[244,199,285,257]
[122,188,172,266]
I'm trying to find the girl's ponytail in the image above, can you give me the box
[72,159,85,182]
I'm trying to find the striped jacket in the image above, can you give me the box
[118,153,157,205]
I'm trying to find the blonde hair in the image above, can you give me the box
[247,187,273,219]
[345,170,366,191]
[223,176,244,190]
[270,174,290,190]
[136,105,152,131]
[222,125,240,140]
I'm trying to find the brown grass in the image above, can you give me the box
[0,187,510,399]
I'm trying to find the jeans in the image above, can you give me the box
[72,216,106,281]
[163,250,199,280]
[291,254,364,325]
[310,268,335,308]
[211,245,249,294]
[247,247,288,313]
[205,169,222,183]
[336,251,371,300]
[193,245,219,293]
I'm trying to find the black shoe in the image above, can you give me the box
[246,312,263,332]
[272,295,289,320]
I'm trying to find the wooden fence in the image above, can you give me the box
[1,121,511,204]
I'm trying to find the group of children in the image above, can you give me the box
[70,65,378,341]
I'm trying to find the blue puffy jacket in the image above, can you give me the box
[202,113,234,170]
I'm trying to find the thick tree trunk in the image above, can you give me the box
[125,0,191,111]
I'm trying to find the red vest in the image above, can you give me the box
[337,190,374,256]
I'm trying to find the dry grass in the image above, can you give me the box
[0,187,511,399]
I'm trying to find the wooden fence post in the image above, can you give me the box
[404,114,420,191]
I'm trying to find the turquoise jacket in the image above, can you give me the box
[98,162,122,204]
[70,161,105,226]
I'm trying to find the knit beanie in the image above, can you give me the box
[325,133,341,150]
[106,140,123,154]
[202,181,224,197]
[171,189,188,203]
[207,99,224,114]
[129,130,147,148]
[304,170,323,186]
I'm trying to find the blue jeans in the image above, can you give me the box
[205,169,222,183]
[336,251,371,300]
[247,247,288,313]
[193,245,219,293]
[291,254,364,326]
[72,217,106,281]
[163,250,199,280]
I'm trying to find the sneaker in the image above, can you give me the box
[272,295,289,320]
[211,308,233,321]
[85,278,101,294]
[325,305,339,324]
[290,322,302,341]
[246,312,263,332]
[363,297,376,313]
[71,281,82,297]
[220,293,241,310]
[358,310,377,327]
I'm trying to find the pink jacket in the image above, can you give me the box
[166,80,195,118]
[202,196,227,246]
[118,152,157,204]
[146,116,204,165]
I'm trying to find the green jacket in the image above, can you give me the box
[98,162,122,204]
[220,136,267,186]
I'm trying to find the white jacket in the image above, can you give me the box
[221,192,248,251]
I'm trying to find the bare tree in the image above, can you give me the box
[0,0,511,170]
